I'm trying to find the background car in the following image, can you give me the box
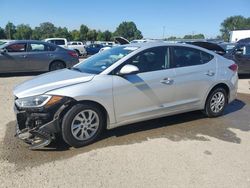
[44,38,68,49]
[0,40,79,73]
[0,39,13,46]
[224,43,250,74]
[68,41,87,56]
[85,43,104,55]
[219,42,236,54]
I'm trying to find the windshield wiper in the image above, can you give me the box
[70,67,82,72]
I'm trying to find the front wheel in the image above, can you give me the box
[49,61,65,71]
[61,104,105,148]
[204,88,227,117]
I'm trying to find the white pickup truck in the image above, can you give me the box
[68,41,87,56]
[44,38,87,56]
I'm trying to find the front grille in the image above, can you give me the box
[16,112,27,130]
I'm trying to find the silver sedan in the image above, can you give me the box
[13,42,238,149]
[0,40,79,73]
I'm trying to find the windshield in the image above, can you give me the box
[73,46,138,74]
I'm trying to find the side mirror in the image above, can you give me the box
[118,64,139,76]
[0,48,7,54]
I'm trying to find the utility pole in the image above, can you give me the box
[9,26,11,39]
[162,26,165,39]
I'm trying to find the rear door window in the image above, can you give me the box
[28,43,47,52]
[6,43,27,53]
[172,46,213,68]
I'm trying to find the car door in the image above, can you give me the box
[0,42,28,73]
[233,44,250,73]
[170,46,216,109]
[26,42,52,71]
[112,46,176,124]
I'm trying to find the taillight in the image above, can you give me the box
[68,51,78,58]
[228,64,238,72]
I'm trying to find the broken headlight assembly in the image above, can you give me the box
[15,95,63,108]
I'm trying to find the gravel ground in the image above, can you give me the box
[0,74,250,188]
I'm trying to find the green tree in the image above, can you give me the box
[37,22,57,39]
[70,30,80,41]
[103,30,112,41]
[31,27,42,39]
[193,34,205,39]
[79,24,89,41]
[13,24,32,39]
[114,21,143,41]
[5,22,16,39]
[167,36,177,40]
[96,30,105,41]
[87,29,98,41]
[183,35,193,39]
[183,34,205,39]
[220,15,250,41]
[55,27,70,39]
[0,27,6,39]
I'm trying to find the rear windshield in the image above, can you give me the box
[48,40,65,45]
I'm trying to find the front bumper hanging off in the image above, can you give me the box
[14,97,72,150]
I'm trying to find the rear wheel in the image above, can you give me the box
[204,88,227,117]
[74,49,81,56]
[49,61,65,71]
[62,104,105,148]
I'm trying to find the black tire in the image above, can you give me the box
[61,103,105,148]
[49,61,65,71]
[204,87,227,117]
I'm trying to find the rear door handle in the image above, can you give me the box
[160,77,174,85]
[205,70,215,76]
[21,55,27,58]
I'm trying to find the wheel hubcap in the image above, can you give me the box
[210,92,225,113]
[71,110,99,141]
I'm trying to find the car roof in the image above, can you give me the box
[123,41,205,48]
[121,42,218,56]
[0,40,61,49]
[44,38,67,40]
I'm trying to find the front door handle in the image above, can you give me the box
[205,70,215,76]
[160,77,174,85]
[21,55,27,58]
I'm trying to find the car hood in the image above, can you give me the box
[114,37,130,45]
[14,69,95,98]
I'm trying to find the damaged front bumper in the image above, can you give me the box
[14,97,72,150]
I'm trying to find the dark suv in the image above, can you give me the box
[224,43,250,74]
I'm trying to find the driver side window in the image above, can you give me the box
[124,47,169,73]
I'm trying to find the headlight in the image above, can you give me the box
[15,95,63,108]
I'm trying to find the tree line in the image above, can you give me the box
[0,21,143,42]
[1,15,250,42]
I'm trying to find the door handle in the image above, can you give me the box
[160,77,174,85]
[205,70,215,76]
[22,55,27,58]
